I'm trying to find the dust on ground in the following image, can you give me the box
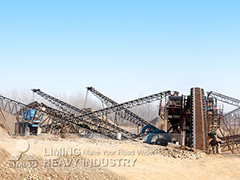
[0,126,239,180]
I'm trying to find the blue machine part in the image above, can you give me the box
[30,124,39,127]
[141,125,157,134]
[23,108,35,121]
[23,109,41,127]
[146,129,171,144]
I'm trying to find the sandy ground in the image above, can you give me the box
[0,127,240,180]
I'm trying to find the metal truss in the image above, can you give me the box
[208,91,240,107]
[38,103,136,139]
[0,94,64,131]
[0,94,135,139]
[87,87,154,127]
[206,91,240,153]
[208,91,240,136]
[223,107,240,135]
[31,89,84,115]
[0,108,12,136]
[79,90,172,126]
[31,89,136,139]
[31,88,171,136]
[0,95,25,116]
[224,107,240,117]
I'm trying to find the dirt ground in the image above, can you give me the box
[0,127,240,180]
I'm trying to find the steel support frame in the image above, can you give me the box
[208,91,240,107]
[31,89,136,139]
[87,87,154,127]
[0,94,134,139]
[79,90,172,126]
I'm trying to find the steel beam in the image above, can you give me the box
[208,91,240,107]
[79,90,172,126]
[31,89,136,139]
[87,87,155,127]
[0,94,135,139]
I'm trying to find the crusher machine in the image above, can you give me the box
[86,86,225,151]
[31,87,229,152]
[163,87,225,152]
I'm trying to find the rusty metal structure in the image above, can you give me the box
[85,87,211,151]
[31,89,136,138]
[79,90,172,124]
[0,87,239,154]
[0,94,135,139]
[208,91,240,153]
[84,87,239,152]
[31,89,171,137]
[86,87,156,127]
[162,88,239,153]
[161,88,209,151]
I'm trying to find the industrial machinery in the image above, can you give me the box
[86,87,172,145]
[22,108,41,135]
[31,88,172,139]
[86,87,239,152]
[31,89,137,139]
[0,87,239,153]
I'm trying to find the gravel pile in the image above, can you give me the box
[153,147,205,160]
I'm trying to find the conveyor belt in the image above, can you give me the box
[208,91,240,107]
[38,103,135,139]
[32,88,171,135]
[190,88,208,151]
[0,94,134,139]
[87,87,155,127]
[31,89,84,115]
[31,89,136,139]
[79,90,172,126]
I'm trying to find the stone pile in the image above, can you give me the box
[153,147,205,160]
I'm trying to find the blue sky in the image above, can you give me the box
[0,0,240,105]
